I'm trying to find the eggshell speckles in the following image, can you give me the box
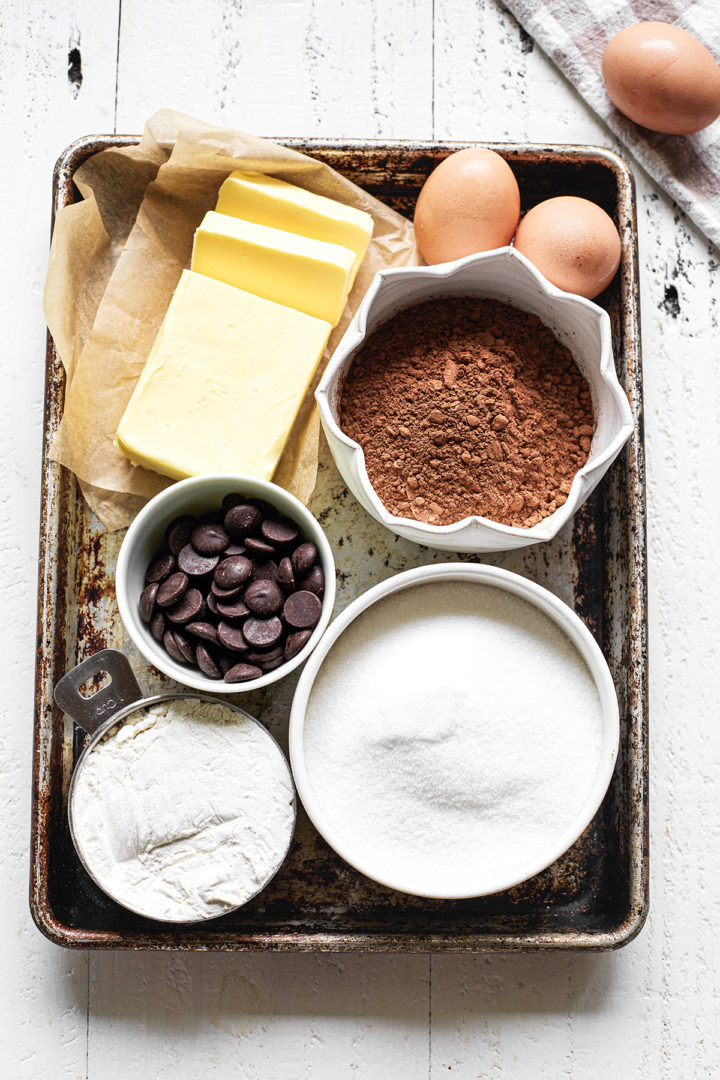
[514,197,621,300]
[413,148,521,264]
[601,21,720,135]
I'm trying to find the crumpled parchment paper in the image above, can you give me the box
[45,109,417,530]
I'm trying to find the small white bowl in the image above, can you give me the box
[289,563,620,899]
[116,474,336,692]
[316,247,633,553]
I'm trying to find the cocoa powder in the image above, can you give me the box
[339,297,594,528]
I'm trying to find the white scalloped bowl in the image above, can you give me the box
[316,247,633,553]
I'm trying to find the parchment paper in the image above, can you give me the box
[45,109,418,531]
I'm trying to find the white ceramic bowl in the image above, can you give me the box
[316,247,633,553]
[289,563,620,899]
[116,474,336,692]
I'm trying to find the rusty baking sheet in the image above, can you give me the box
[31,136,648,951]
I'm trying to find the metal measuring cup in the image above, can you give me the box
[54,649,297,923]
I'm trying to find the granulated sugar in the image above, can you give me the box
[303,581,605,896]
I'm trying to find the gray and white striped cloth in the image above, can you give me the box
[503,0,720,247]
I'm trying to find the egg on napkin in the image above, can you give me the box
[601,21,720,135]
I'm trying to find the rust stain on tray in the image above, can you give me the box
[31,136,648,952]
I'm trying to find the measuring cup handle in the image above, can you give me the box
[54,649,144,735]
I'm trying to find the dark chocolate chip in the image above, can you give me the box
[277,557,295,593]
[244,579,283,617]
[224,663,263,683]
[219,651,236,675]
[223,543,246,557]
[299,565,325,596]
[214,555,252,589]
[245,645,284,663]
[258,655,286,672]
[191,522,229,555]
[150,611,165,642]
[206,591,221,619]
[291,542,317,575]
[196,643,222,679]
[211,579,242,600]
[172,628,196,665]
[185,621,220,645]
[217,621,249,653]
[261,518,299,546]
[224,504,262,540]
[283,590,322,629]
[177,544,220,576]
[166,588,203,625]
[216,597,251,621]
[163,628,187,664]
[145,551,176,583]
[156,571,189,608]
[245,537,276,557]
[139,582,159,622]
[251,559,279,583]
[243,615,283,648]
[284,628,312,660]
[165,515,196,558]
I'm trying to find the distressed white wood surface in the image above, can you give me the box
[3,0,719,1076]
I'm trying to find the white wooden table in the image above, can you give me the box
[3,1,719,1076]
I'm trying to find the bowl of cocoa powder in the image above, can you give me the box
[316,247,633,553]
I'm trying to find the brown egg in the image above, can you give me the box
[513,197,621,300]
[413,148,520,264]
[601,21,720,135]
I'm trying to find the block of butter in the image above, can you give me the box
[216,171,373,278]
[191,210,354,326]
[116,270,331,481]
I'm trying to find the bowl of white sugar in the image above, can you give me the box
[289,563,619,899]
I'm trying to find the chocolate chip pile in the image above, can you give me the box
[139,493,325,683]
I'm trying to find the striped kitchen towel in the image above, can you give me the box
[503,0,720,248]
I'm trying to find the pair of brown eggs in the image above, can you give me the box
[414,150,622,301]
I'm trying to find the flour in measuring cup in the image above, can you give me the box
[71,697,295,922]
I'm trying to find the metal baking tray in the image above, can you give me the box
[32,136,647,950]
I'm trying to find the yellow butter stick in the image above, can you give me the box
[191,210,354,326]
[116,270,331,482]
[216,170,373,280]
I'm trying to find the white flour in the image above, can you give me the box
[303,582,605,896]
[72,697,295,922]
